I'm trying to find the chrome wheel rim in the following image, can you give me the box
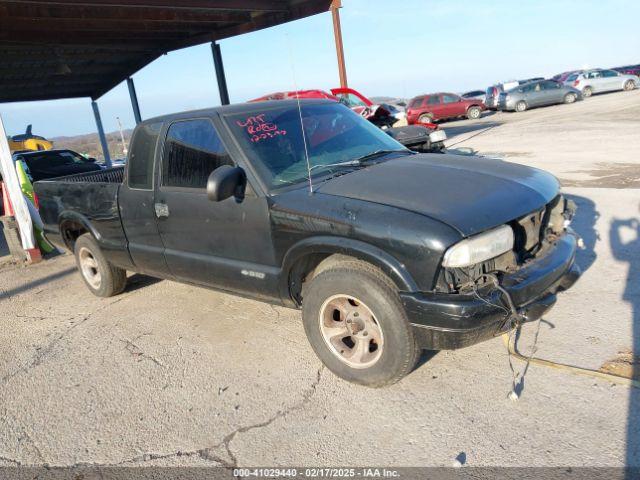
[584,87,592,97]
[566,94,575,103]
[319,295,384,369]
[470,108,480,118]
[625,81,634,91]
[516,102,526,112]
[79,247,101,289]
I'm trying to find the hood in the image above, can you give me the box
[314,154,559,237]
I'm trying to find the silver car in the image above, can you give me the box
[498,80,582,112]
[564,69,638,97]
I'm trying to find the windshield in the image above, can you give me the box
[225,102,406,189]
[23,150,89,169]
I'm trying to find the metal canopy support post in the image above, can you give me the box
[127,77,142,124]
[91,100,112,168]
[331,0,348,88]
[211,41,230,105]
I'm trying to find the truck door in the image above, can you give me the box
[119,121,173,279]
[154,117,278,299]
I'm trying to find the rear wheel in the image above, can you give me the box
[515,100,527,112]
[418,113,434,123]
[624,80,636,91]
[564,92,577,104]
[74,233,126,297]
[582,86,593,98]
[302,258,420,387]
[467,106,481,119]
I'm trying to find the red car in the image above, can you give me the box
[406,92,485,124]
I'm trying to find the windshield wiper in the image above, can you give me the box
[309,149,411,173]
[352,148,413,163]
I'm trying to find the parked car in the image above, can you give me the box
[484,85,501,110]
[484,81,521,110]
[406,92,485,123]
[461,90,486,102]
[34,100,580,386]
[12,149,102,182]
[612,64,640,77]
[252,88,446,152]
[330,87,406,125]
[499,79,582,112]
[564,69,638,97]
[551,71,580,82]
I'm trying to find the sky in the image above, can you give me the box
[1,0,639,138]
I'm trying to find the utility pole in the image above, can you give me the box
[331,0,348,88]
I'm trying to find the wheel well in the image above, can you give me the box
[59,220,89,250]
[288,253,367,307]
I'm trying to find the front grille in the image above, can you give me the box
[512,206,546,260]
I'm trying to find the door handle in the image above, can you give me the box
[154,202,169,218]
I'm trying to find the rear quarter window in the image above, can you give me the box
[127,122,162,190]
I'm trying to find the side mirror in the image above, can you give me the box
[207,165,246,202]
[87,157,97,162]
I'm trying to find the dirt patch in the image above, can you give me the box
[599,349,640,381]
[560,163,640,188]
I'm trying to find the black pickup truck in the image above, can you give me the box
[35,100,580,387]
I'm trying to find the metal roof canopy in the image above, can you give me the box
[0,0,332,103]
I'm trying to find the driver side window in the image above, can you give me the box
[162,119,233,189]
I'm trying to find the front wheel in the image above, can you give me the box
[467,106,481,119]
[564,92,577,104]
[74,233,127,297]
[515,100,527,112]
[624,80,636,91]
[302,258,420,387]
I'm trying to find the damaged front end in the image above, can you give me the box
[438,194,577,293]
[401,194,582,350]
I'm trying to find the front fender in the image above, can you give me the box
[279,236,419,303]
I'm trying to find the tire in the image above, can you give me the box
[302,258,420,387]
[515,100,527,112]
[418,113,434,123]
[582,86,593,98]
[564,92,577,104]
[624,80,636,91]
[467,106,481,120]
[74,233,127,297]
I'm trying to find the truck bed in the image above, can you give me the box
[34,167,131,266]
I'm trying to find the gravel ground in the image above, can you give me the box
[1,89,639,469]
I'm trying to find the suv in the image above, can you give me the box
[406,93,485,124]
[564,69,638,97]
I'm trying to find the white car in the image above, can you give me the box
[564,69,638,97]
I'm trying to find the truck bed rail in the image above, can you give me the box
[47,166,124,184]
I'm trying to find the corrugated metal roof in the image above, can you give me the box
[0,0,331,102]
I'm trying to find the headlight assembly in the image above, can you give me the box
[442,225,514,268]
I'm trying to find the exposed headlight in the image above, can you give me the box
[442,225,514,268]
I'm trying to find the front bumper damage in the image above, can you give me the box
[401,233,581,350]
